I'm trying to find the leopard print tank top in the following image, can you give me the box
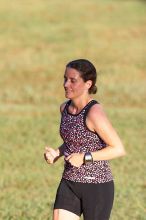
[60,100,113,183]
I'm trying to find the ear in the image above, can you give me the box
[85,80,92,90]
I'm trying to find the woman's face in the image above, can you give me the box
[64,67,90,99]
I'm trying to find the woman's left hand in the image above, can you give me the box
[65,153,84,167]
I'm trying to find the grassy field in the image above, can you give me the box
[0,0,146,219]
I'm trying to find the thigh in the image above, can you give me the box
[82,181,114,220]
[53,209,80,220]
[54,179,82,217]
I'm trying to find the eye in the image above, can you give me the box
[71,79,77,83]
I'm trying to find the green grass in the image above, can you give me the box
[0,0,146,219]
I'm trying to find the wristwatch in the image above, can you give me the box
[84,152,93,165]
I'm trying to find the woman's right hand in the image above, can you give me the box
[44,147,60,164]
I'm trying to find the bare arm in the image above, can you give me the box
[87,104,126,161]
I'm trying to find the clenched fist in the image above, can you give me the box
[44,147,60,164]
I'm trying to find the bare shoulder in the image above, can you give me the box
[60,101,68,113]
[88,103,107,119]
[87,103,111,128]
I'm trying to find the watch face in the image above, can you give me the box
[84,152,93,165]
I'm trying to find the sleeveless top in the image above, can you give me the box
[60,100,113,184]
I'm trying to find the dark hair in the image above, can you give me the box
[66,59,97,94]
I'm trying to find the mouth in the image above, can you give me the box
[64,90,73,97]
[65,89,73,93]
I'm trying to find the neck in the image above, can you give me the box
[70,96,92,113]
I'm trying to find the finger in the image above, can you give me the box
[65,155,72,161]
[45,146,51,152]
[45,155,54,164]
[44,152,51,161]
[45,148,53,156]
[46,158,51,164]
[45,147,56,158]
[48,148,57,157]
[46,151,53,159]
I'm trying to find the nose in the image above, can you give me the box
[64,79,70,88]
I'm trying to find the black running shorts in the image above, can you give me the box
[54,178,114,220]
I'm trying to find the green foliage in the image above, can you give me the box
[0,0,146,219]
